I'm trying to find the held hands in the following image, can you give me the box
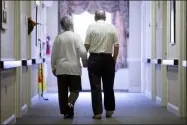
[52,69,57,77]
[81,59,88,68]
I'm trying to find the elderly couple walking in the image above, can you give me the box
[51,10,119,119]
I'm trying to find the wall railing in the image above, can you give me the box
[0,58,46,70]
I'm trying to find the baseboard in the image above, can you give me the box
[128,87,141,93]
[21,104,28,116]
[156,96,162,105]
[167,103,180,116]
[31,94,39,106]
[145,90,152,99]
[2,114,16,124]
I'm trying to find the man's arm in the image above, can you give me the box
[77,35,87,61]
[84,25,91,52]
[113,44,119,63]
[81,25,92,67]
[51,36,58,76]
[113,28,119,63]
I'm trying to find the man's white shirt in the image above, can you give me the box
[84,20,119,53]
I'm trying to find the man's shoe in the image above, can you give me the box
[92,114,102,119]
[106,111,114,118]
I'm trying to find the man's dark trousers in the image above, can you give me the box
[88,53,115,115]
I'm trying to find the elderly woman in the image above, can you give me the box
[51,15,87,119]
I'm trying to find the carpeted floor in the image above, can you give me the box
[16,93,186,124]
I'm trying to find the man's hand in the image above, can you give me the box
[113,56,117,64]
[83,64,88,68]
[113,44,119,65]
[52,69,57,77]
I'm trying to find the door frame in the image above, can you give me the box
[150,1,156,100]
[178,1,186,117]
[26,1,32,107]
[160,1,168,106]
[14,1,22,118]
[140,2,146,94]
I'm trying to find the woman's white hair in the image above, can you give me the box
[60,15,73,31]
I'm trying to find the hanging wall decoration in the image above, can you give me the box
[28,17,37,35]
[1,1,8,30]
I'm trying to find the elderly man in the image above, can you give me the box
[51,15,87,119]
[84,10,119,119]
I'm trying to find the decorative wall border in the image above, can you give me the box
[0,60,22,69]
[22,59,32,66]
[182,60,186,67]
[1,58,182,69]
[146,59,151,63]
[145,58,179,66]
[0,58,45,69]
[162,59,178,66]
[151,59,162,64]
[32,58,44,65]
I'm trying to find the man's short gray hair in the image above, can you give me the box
[95,10,106,21]
[60,15,73,31]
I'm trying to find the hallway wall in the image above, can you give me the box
[155,1,163,101]
[155,1,184,114]
[0,1,16,123]
[1,1,14,59]
[20,1,29,118]
[143,1,186,117]
[128,1,142,92]
[46,1,58,92]
[140,1,152,96]
[30,1,39,101]
[1,1,43,123]
[45,1,142,92]
[0,1,186,124]
[166,1,184,114]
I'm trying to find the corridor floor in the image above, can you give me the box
[16,93,186,124]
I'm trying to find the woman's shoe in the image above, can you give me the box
[64,114,74,119]
[64,103,74,119]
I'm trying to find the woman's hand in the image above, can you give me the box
[82,59,88,68]
[52,69,56,77]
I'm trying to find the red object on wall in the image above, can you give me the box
[46,43,50,54]
[46,36,51,55]
[28,17,37,35]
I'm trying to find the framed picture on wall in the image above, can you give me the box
[1,1,8,30]
[170,0,176,45]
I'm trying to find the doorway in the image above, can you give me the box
[73,11,129,91]
[72,11,129,91]
[46,10,129,92]
[46,1,144,93]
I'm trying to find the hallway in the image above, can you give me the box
[16,93,186,124]
[1,1,187,124]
